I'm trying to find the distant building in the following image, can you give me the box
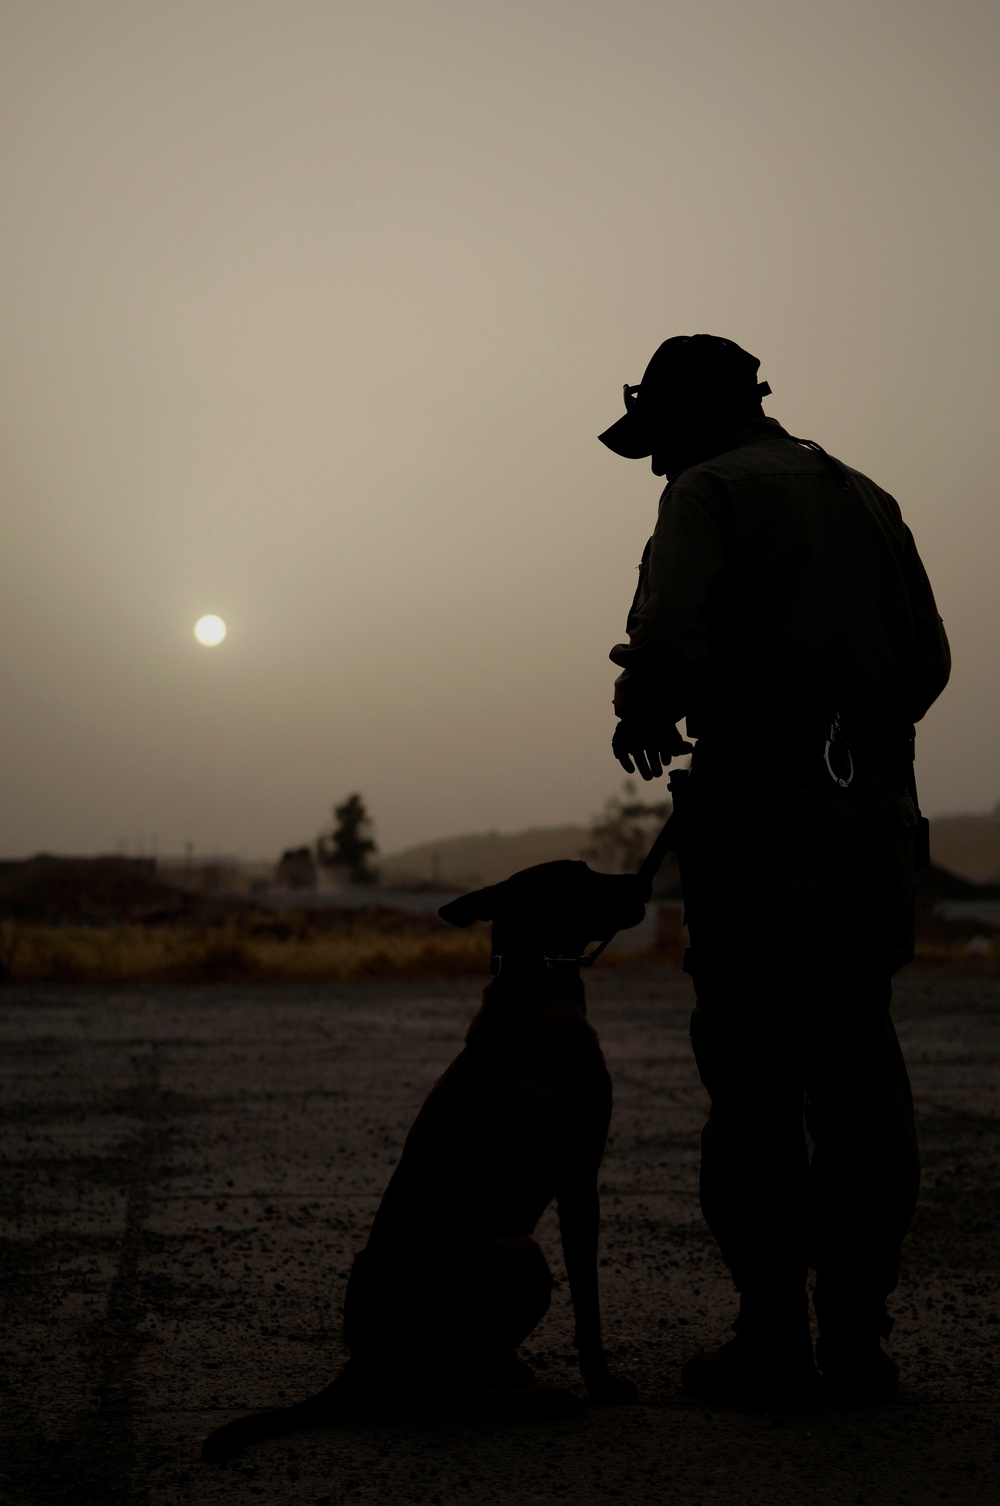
[275,847,318,890]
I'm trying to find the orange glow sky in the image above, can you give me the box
[1,0,997,857]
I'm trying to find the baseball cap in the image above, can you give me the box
[598,334,772,459]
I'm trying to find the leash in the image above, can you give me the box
[543,768,687,970]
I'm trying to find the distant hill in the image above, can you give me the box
[930,805,1000,885]
[379,804,1000,897]
[378,826,592,891]
[378,823,683,898]
[916,861,1000,903]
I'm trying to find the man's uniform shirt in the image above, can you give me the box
[610,418,951,742]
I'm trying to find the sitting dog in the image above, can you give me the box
[202,859,647,1462]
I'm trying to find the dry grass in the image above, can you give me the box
[3,903,989,986]
[0,914,492,984]
[0,909,681,985]
[912,906,999,968]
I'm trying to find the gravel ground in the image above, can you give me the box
[1,966,997,1505]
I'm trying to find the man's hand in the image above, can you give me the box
[612,718,693,780]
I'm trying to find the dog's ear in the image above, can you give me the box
[438,884,499,927]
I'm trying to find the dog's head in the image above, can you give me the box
[438,860,648,969]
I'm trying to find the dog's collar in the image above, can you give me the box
[489,937,613,979]
[490,953,577,979]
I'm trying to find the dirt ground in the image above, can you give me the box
[1,965,997,1506]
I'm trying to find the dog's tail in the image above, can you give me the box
[201,1363,359,1462]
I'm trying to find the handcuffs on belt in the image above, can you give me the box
[823,712,855,788]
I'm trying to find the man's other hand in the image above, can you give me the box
[612,718,693,780]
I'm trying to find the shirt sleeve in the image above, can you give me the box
[902,523,951,721]
[609,480,726,722]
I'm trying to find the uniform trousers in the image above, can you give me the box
[677,744,921,1343]
[689,966,919,1341]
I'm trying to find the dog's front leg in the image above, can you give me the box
[558,1182,637,1403]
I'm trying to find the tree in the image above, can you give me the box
[317,794,378,885]
[585,780,672,874]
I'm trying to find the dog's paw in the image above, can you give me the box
[584,1370,639,1405]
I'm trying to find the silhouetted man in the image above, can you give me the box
[599,335,950,1404]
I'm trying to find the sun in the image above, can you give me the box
[194,614,227,647]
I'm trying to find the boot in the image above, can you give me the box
[682,1290,819,1409]
[815,1335,899,1404]
[813,1287,899,1404]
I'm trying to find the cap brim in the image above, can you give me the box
[598,412,652,459]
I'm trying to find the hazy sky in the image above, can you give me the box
[2,0,998,858]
